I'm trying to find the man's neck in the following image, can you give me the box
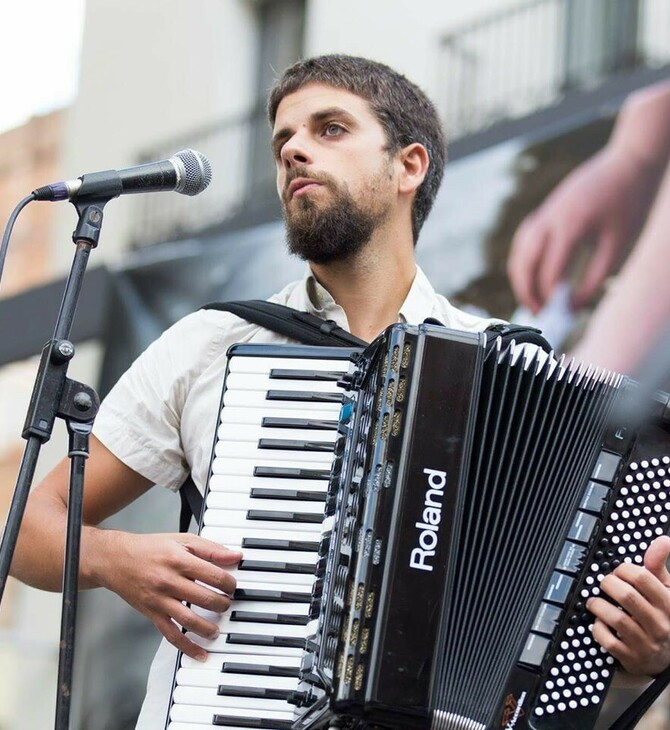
[309,234,417,342]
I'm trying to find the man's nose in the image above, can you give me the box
[280,131,313,168]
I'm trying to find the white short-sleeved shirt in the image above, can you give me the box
[93,265,502,728]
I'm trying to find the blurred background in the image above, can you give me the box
[1,0,670,727]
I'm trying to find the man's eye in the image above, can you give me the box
[324,123,344,136]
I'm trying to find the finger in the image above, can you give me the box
[536,225,581,306]
[597,570,665,634]
[612,559,670,613]
[170,599,223,641]
[153,613,209,662]
[587,592,648,646]
[180,535,243,567]
[644,535,670,586]
[177,576,235,612]
[572,232,620,309]
[508,216,548,313]
[590,616,635,669]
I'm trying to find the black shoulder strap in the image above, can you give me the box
[484,322,553,354]
[202,299,367,347]
[179,300,365,532]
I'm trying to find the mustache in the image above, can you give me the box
[283,168,335,199]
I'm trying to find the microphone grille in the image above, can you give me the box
[172,149,212,196]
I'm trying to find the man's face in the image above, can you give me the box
[272,83,397,264]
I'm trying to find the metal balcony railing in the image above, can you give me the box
[438,0,670,140]
[131,0,670,247]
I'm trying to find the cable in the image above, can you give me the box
[0,193,37,294]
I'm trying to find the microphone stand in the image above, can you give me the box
[0,192,117,729]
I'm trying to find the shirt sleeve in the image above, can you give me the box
[92,310,227,491]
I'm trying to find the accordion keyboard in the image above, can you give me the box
[166,346,357,730]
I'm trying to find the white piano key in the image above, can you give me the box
[228,355,351,373]
[214,442,334,463]
[230,548,317,565]
[173,685,292,712]
[194,609,310,637]
[201,525,323,547]
[180,652,301,672]
[217,423,338,443]
[223,389,342,409]
[169,723,268,730]
[185,631,305,656]
[170,702,294,724]
[207,493,325,516]
[167,717,266,730]
[225,372,344,393]
[176,667,298,690]
[219,406,340,426]
[203,509,325,533]
[208,475,329,495]
[226,600,310,616]
[226,568,314,586]
[210,458,332,478]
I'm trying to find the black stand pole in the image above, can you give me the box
[0,197,113,730]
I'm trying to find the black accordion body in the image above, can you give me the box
[166,323,670,730]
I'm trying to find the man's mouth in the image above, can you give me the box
[287,178,322,199]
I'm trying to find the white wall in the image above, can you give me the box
[53,0,260,273]
[305,0,526,99]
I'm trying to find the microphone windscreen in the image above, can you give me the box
[172,149,212,196]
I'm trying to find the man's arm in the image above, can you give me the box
[11,435,242,661]
[570,158,670,372]
[508,79,670,314]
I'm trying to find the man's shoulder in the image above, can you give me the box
[431,293,506,333]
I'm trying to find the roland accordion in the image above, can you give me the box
[165,323,670,730]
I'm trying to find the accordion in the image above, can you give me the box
[166,323,670,730]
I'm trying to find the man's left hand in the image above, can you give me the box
[587,535,670,676]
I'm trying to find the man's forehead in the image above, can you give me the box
[273,82,374,129]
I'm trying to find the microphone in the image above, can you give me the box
[32,149,212,202]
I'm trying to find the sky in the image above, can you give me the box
[0,1,85,134]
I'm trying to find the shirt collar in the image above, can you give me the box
[296,263,438,329]
[397,265,437,325]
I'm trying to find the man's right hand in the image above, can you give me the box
[10,436,242,661]
[507,145,659,314]
[88,530,242,660]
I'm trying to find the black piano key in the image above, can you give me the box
[261,416,338,430]
[213,715,293,729]
[241,537,320,551]
[230,610,309,625]
[266,389,342,403]
[238,559,315,574]
[218,685,295,701]
[221,661,300,678]
[250,487,326,502]
[269,368,344,381]
[226,633,306,649]
[246,509,323,524]
[258,438,334,452]
[233,588,311,602]
[254,466,330,480]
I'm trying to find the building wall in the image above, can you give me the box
[0,107,72,730]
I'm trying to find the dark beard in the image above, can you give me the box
[283,184,385,265]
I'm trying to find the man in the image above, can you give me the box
[10,55,670,726]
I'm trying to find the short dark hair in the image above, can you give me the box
[268,55,446,243]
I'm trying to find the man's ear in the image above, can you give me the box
[397,143,430,196]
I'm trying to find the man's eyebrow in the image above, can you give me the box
[271,107,358,153]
